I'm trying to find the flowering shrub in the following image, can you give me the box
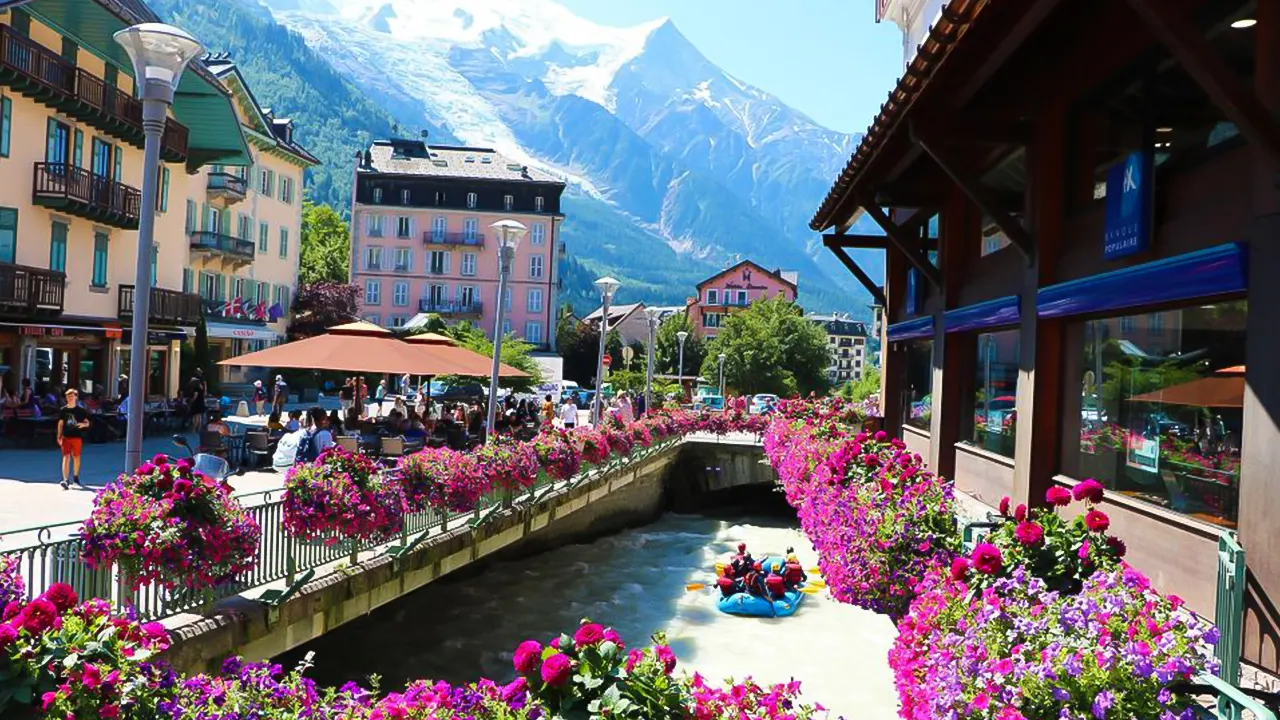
[283,446,405,543]
[688,674,828,720]
[0,555,23,608]
[160,657,370,719]
[475,439,540,491]
[765,403,959,616]
[573,426,611,465]
[890,567,1218,720]
[1,585,175,719]
[603,423,635,458]
[81,454,260,591]
[397,447,484,513]
[530,429,583,481]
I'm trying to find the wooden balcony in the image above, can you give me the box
[32,162,141,229]
[206,172,247,204]
[419,299,483,317]
[423,231,485,248]
[118,285,203,326]
[0,262,64,317]
[0,26,188,162]
[190,231,255,266]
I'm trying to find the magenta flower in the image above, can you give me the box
[1073,478,1105,504]
[41,583,78,613]
[1085,509,1110,533]
[1046,486,1072,506]
[1014,521,1044,547]
[513,640,542,675]
[656,644,678,675]
[949,557,970,581]
[998,496,1011,516]
[540,652,573,687]
[573,622,605,647]
[971,543,1003,575]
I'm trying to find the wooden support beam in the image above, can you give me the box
[857,197,943,290]
[822,233,889,250]
[911,123,1035,260]
[1123,0,1280,167]
[826,244,888,308]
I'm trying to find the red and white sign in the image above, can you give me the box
[602,354,612,368]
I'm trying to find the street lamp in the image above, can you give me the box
[115,23,203,473]
[717,352,727,397]
[485,219,526,443]
[592,276,620,425]
[676,330,688,403]
[643,307,660,414]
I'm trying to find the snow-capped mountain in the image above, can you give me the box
[255,0,875,311]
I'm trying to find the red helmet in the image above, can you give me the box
[737,543,746,552]
[753,562,763,571]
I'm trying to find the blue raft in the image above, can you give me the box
[715,556,806,618]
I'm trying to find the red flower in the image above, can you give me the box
[971,543,1003,575]
[540,652,573,687]
[1014,521,1044,547]
[20,598,58,635]
[998,497,1011,516]
[573,622,606,647]
[1013,504,1027,523]
[1072,479,1105,504]
[1106,536,1127,557]
[1045,486,1072,506]
[656,644,678,675]
[513,640,542,676]
[0,624,17,648]
[41,583,77,613]
[1084,509,1110,533]
[949,557,970,581]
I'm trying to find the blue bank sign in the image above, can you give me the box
[1104,151,1152,259]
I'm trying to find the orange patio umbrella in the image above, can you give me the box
[403,332,528,378]
[1127,366,1245,408]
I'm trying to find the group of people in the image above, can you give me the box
[715,543,807,601]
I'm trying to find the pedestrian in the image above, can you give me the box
[559,395,578,430]
[187,367,207,433]
[272,374,288,415]
[116,373,128,400]
[540,393,556,426]
[56,388,88,490]
[375,379,388,416]
[252,380,268,415]
[339,378,354,414]
[356,378,369,418]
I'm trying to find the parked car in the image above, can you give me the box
[750,393,780,414]
[694,394,725,412]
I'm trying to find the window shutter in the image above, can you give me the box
[113,145,122,182]
[3,99,16,158]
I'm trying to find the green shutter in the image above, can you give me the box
[0,208,17,264]
[91,233,108,288]
[159,167,170,212]
[185,200,196,234]
[0,97,10,158]
[72,128,82,167]
[60,37,77,64]
[11,9,29,37]
[150,246,158,285]
[49,222,67,273]
[113,145,122,182]
[182,268,193,293]
[104,65,117,88]
[279,227,288,257]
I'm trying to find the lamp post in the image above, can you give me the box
[675,330,688,403]
[485,219,526,443]
[592,276,620,425]
[643,307,659,414]
[717,352,727,397]
[115,24,203,473]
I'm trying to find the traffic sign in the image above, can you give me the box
[603,354,613,368]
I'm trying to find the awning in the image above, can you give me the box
[205,322,281,341]
[944,295,1020,333]
[887,316,935,342]
[1128,366,1245,408]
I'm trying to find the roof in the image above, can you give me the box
[696,259,798,293]
[205,55,320,167]
[809,0,987,231]
[584,303,644,323]
[809,315,869,337]
[361,140,566,184]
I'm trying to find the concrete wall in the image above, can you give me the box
[162,438,774,673]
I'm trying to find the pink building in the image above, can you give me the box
[349,140,566,348]
[688,260,799,338]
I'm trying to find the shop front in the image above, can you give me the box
[204,321,282,386]
[0,322,123,401]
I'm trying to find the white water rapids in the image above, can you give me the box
[284,514,899,719]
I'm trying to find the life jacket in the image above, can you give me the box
[716,576,737,598]
[765,574,786,599]
[744,571,760,596]
[783,562,805,586]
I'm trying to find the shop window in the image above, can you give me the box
[148,349,166,398]
[965,330,1020,458]
[903,340,933,432]
[1073,301,1246,527]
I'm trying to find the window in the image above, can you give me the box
[706,289,719,305]
[460,285,478,308]
[182,268,193,293]
[60,36,76,63]
[0,96,10,157]
[277,227,288,258]
[735,290,748,306]
[364,279,382,305]
[966,330,1020,458]
[431,216,447,240]
[91,232,108,288]
[185,200,197,234]
[531,222,545,245]
[503,286,512,312]
[276,286,291,313]
[72,129,81,167]
[904,340,933,432]
[456,252,475,277]
[366,214,384,237]
[503,319,512,337]
[394,247,412,272]
[237,213,251,240]
[526,288,543,312]
[702,312,722,328]
[503,194,513,210]
[401,189,411,205]
[46,119,69,164]
[159,166,170,212]
[389,315,407,329]
[259,222,269,253]
[393,281,409,306]
[397,216,411,238]
[0,208,16,264]
[463,218,478,241]
[280,177,294,204]
[1148,312,1165,334]
[198,272,216,301]
[259,168,272,196]
[466,192,477,209]
[1070,302,1245,527]
[258,281,270,306]
[529,255,544,279]
[525,321,543,345]
[535,196,544,212]
[89,137,110,177]
[232,276,247,301]
[1120,316,1136,333]
[428,284,447,306]
[429,250,448,275]
[365,314,381,326]
[364,246,383,271]
[372,187,383,204]
[49,221,67,273]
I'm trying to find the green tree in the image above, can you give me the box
[299,202,350,285]
[556,310,621,386]
[438,321,544,392]
[700,295,830,396]
[837,372,881,402]
[654,312,706,379]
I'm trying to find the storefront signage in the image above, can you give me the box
[1103,151,1153,259]
[20,325,63,336]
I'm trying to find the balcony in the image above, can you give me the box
[189,231,256,266]
[206,172,247,204]
[423,231,484,248]
[0,26,189,162]
[118,285,203,326]
[0,262,64,317]
[32,162,141,229]
[419,299,483,317]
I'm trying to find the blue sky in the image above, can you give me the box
[556,0,905,135]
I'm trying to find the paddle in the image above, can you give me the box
[685,583,705,591]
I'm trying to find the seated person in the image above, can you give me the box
[403,411,428,441]
[716,575,740,598]
[765,573,787,600]
[206,411,233,437]
[328,409,344,435]
[782,548,807,589]
[285,409,302,433]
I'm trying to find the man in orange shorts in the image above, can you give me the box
[57,388,89,490]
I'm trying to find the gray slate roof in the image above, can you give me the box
[363,140,564,184]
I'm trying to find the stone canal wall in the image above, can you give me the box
[162,437,772,673]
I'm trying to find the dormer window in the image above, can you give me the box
[401,189,410,205]
[372,187,383,204]
[535,196,545,212]
[503,195,513,211]
[466,192,477,209]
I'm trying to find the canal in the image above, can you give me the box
[280,496,898,718]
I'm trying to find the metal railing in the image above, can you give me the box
[118,284,203,326]
[419,299,483,315]
[32,162,142,227]
[0,261,65,315]
[190,231,256,261]
[0,438,683,621]
[423,231,485,247]
[207,172,248,198]
[0,24,75,99]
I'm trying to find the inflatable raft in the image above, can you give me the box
[714,555,806,617]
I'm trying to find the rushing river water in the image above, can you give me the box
[281,510,899,719]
